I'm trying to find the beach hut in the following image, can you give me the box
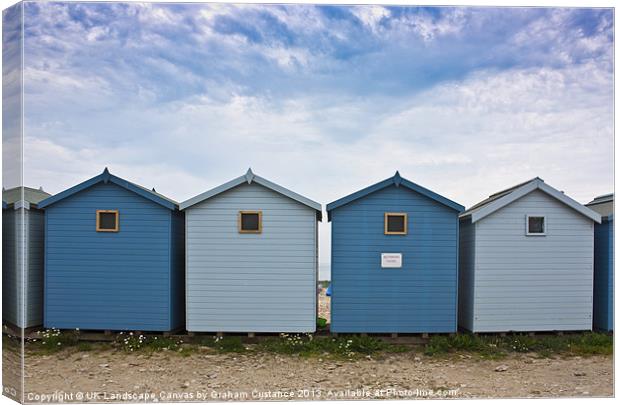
[586,194,613,331]
[326,172,464,333]
[38,168,184,331]
[3,186,51,328]
[458,178,601,332]
[180,169,321,333]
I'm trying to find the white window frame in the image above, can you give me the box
[525,215,546,236]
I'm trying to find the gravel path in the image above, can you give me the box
[12,348,613,402]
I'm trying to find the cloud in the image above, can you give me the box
[10,3,613,268]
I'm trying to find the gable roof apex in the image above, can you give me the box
[393,171,402,186]
[245,168,255,184]
[326,172,464,221]
[38,169,178,210]
[179,170,322,220]
[461,178,601,224]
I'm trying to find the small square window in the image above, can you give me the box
[96,210,119,232]
[239,211,262,233]
[385,213,407,235]
[526,215,546,236]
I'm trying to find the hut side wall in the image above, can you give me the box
[457,217,475,332]
[593,218,613,331]
[473,189,594,332]
[185,182,317,332]
[26,208,45,327]
[3,208,21,327]
[2,208,45,328]
[170,210,186,330]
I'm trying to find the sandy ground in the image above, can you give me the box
[10,347,613,402]
[318,289,330,324]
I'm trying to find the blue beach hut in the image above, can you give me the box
[39,168,184,331]
[586,193,613,332]
[326,172,464,333]
[3,186,51,328]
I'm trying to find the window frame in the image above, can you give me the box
[96,209,119,232]
[238,210,263,234]
[384,212,408,235]
[525,214,546,236]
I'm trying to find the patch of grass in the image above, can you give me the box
[76,342,94,351]
[145,336,185,352]
[424,332,613,357]
[200,336,247,353]
[564,332,613,356]
[258,333,407,358]
[115,332,186,354]
[346,335,390,354]
[384,344,412,353]
[30,328,80,353]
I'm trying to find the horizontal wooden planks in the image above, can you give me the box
[44,182,175,331]
[331,184,459,333]
[472,189,594,332]
[185,182,317,333]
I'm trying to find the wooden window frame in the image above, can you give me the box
[525,214,546,236]
[384,212,407,235]
[238,210,262,234]
[96,210,119,232]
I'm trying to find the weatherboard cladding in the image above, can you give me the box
[2,208,44,328]
[588,193,613,331]
[43,172,183,331]
[183,180,318,332]
[328,174,462,333]
[592,216,613,331]
[459,185,597,332]
[2,187,50,328]
[457,217,475,332]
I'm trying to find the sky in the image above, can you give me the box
[2,1,614,272]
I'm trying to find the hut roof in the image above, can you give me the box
[461,177,601,224]
[326,171,464,221]
[38,168,178,210]
[2,186,51,210]
[179,168,322,220]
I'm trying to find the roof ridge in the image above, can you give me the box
[487,177,541,199]
[327,172,464,219]
[180,170,322,218]
[461,178,601,224]
[38,168,178,210]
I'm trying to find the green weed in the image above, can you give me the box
[424,332,613,357]
[200,336,247,353]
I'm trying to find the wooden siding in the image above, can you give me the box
[44,182,180,331]
[170,210,186,330]
[3,208,22,327]
[457,217,475,331]
[2,208,45,328]
[593,218,613,331]
[185,182,317,332]
[27,209,45,326]
[472,190,594,332]
[330,184,459,333]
